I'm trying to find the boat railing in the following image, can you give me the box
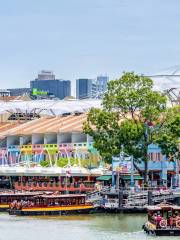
[14,181,95,192]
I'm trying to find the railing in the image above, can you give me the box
[8,145,20,152]
[0,142,96,166]
[14,182,95,192]
[99,186,175,209]
[32,144,44,152]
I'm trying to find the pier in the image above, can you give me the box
[88,187,180,213]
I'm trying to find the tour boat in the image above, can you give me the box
[9,194,94,216]
[143,204,180,236]
[0,191,42,211]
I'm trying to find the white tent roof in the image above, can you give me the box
[0,99,102,116]
[146,65,180,91]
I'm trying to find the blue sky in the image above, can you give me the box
[1,0,180,92]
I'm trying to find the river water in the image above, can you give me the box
[0,213,177,240]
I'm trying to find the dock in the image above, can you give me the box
[88,187,180,213]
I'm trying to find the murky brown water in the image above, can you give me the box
[0,213,177,240]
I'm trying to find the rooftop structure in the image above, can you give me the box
[0,99,102,117]
[164,88,180,106]
[146,65,180,91]
[0,114,88,137]
[37,70,55,81]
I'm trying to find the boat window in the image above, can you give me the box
[61,199,66,206]
[81,197,85,204]
[76,198,79,205]
[79,198,81,204]
[72,198,76,205]
[1,197,7,203]
[54,199,59,205]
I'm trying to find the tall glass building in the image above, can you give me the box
[30,71,71,99]
[76,79,97,99]
[96,75,109,97]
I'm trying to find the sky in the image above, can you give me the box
[0,0,180,93]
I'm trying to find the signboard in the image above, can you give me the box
[32,88,48,96]
[112,156,132,173]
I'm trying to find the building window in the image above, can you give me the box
[156,153,161,161]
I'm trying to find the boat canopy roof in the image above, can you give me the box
[0,192,42,197]
[172,206,180,211]
[147,204,180,211]
[34,194,86,199]
[147,206,162,211]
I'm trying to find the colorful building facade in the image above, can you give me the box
[112,144,178,188]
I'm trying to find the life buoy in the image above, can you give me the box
[159,219,167,229]
[176,220,180,228]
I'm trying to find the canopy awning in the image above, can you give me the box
[121,175,143,180]
[96,175,112,181]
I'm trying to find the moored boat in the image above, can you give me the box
[0,191,42,211]
[143,204,180,236]
[9,194,94,216]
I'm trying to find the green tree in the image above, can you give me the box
[83,72,167,183]
[155,106,180,161]
[40,157,95,168]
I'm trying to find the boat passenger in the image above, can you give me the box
[172,214,177,227]
[169,215,174,228]
[155,214,162,229]
[175,212,180,220]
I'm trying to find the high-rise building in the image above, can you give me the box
[76,79,97,99]
[96,75,109,96]
[30,71,71,99]
[76,75,109,99]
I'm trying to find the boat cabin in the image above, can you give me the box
[147,204,180,229]
[9,193,94,216]
[10,194,91,209]
[32,194,88,207]
[0,192,42,210]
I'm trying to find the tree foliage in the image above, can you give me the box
[40,157,98,168]
[155,106,180,161]
[83,72,167,182]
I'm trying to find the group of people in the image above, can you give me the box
[10,200,34,210]
[152,212,180,229]
[168,213,180,228]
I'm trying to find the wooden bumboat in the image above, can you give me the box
[0,191,42,211]
[9,194,94,216]
[143,204,180,236]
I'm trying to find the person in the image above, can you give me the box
[169,215,173,228]
[156,213,162,229]
[152,213,157,222]
[175,212,180,228]
[172,214,177,227]
[175,212,180,220]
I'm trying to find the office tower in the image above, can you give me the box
[96,75,109,96]
[30,71,71,99]
[76,79,97,99]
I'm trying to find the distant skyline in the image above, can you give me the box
[1,0,180,91]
